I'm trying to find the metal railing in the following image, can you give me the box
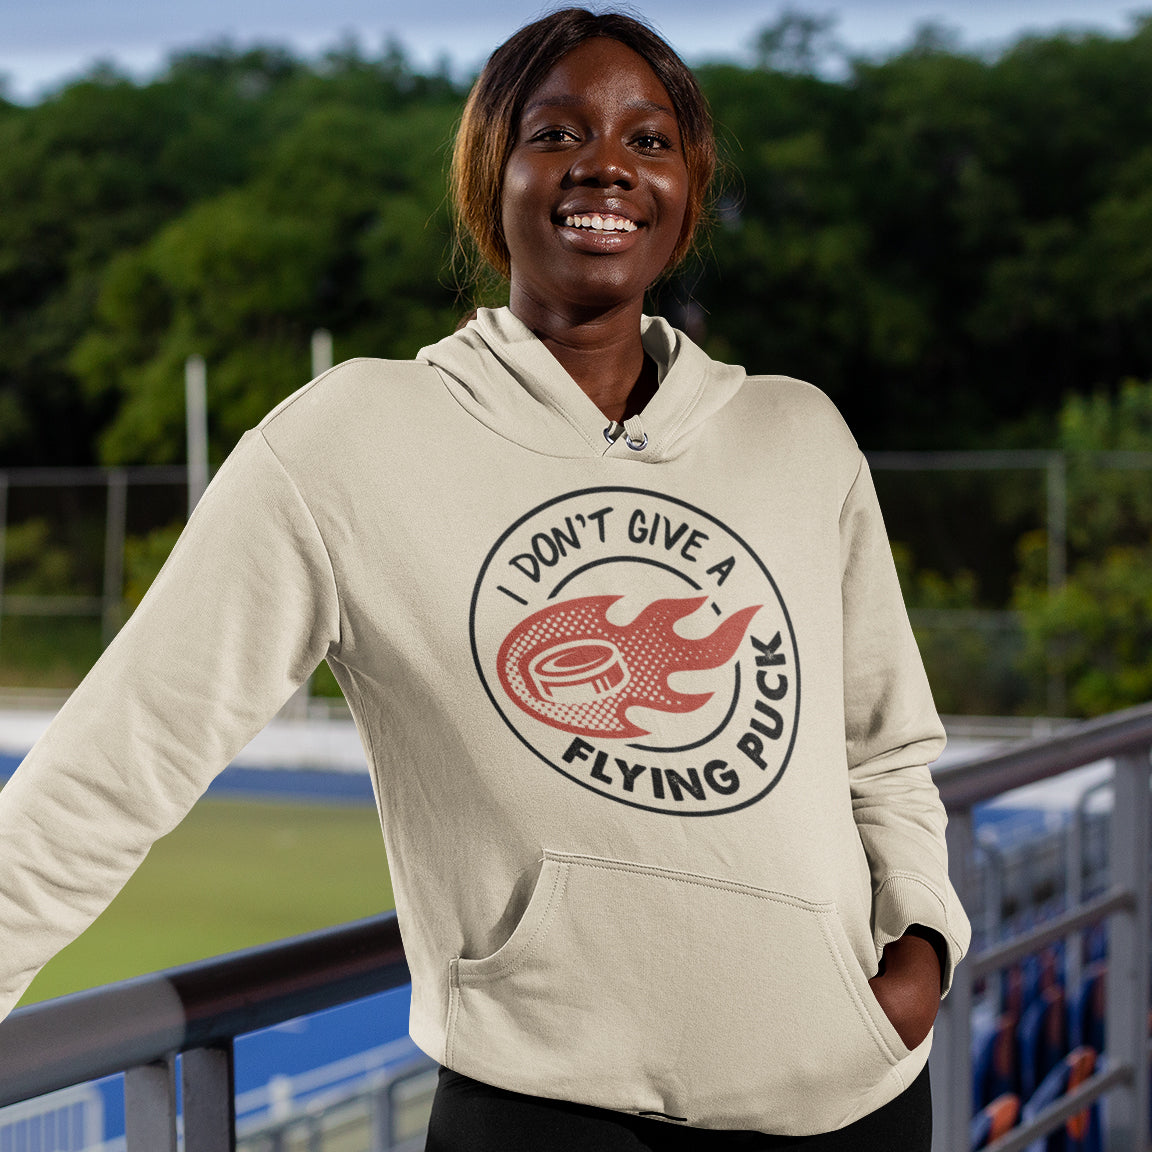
[0,912,408,1150]
[1,705,1151,1150]
[931,700,1152,1152]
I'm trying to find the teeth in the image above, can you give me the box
[563,214,638,232]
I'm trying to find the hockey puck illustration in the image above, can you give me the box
[470,487,800,816]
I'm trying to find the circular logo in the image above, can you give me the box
[470,487,800,816]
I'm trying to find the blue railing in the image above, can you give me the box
[0,913,408,1150]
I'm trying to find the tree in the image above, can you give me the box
[1013,380,1152,714]
[0,48,302,465]
[695,15,1152,449]
[753,9,841,75]
[8,21,1152,468]
[0,40,464,468]
[71,100,461,465]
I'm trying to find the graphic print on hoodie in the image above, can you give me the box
[471,487,800,814]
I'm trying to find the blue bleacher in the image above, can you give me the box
[970,913,1152,1148]
[971,1092,1020,1149]
[1018,1047,1101,1152]
[1018,984,1069,1101]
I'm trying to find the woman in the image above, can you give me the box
[0,9,969,1149]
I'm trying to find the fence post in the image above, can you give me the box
[1046,451,1067,594]
[933,805,975,1152]
[1046,452,1067,716]
[102,468,127,646]
[1105,749,1151,1151]
[978,833,1004,956]
[182,1043,236,1152]
[370,1075,391,1152]
[125,1057,178,1152]
[311,329,333,378]
[1065,802,1083,1007]
[186,354,209,516]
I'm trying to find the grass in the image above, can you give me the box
[16,796,393,1006]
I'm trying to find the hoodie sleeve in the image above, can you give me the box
[840,456,970,994]
[0,429,340,1020]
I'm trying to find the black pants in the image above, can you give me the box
[426,1062,932,1151]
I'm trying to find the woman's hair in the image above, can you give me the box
[450,8,716,283]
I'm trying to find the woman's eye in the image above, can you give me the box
[634,132,673,152]
[532,127,577,144]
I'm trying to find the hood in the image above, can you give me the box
[417,307,746,461]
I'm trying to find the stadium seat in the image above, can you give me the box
[1013,946,1063,1022]
[1002,963,1027,1022]
[1068,961,1106,1054]
[1019,1047,1100,1152]
[1083,922,1107,964]
[1019,984,1069,1100]
[1021,952,1045,1015]
[973,1014,1019,1112]
[970,1092,1020,1150]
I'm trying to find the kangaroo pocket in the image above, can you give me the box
[446,851,913,1135]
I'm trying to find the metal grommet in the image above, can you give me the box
[604,424,648,451]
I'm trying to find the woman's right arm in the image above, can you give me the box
[0,428,340,1019]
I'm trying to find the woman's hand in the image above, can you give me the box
[868,932,942,1050]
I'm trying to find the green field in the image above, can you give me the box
[16,796,394,1006]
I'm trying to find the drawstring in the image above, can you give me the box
[603,415,648,452]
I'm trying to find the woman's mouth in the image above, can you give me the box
[562,213,638,233]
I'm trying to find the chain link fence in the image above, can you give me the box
[2,450,1150,716]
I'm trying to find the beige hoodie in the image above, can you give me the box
[0,307,969,1134]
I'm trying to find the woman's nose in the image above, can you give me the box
[567,136,636,188]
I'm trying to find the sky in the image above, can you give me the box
[0,0,1146,102]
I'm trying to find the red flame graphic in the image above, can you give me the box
[497,595,760,738]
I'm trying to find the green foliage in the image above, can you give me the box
[693,15,1152,448]
[0,41,464,467]
[0,49,302,465]
[891,541,979,610]
[1013,380,1152,714]
[753,9,841,74]
[3,24,1152,716]
[891,542,1029,715]
[1017,538,1152,715]
[1057,379,1152,551]
[310,660,347,700]
[71,98,461,465]
[123,521,184,609]
[3,22,1152,465]
[1,519,78,595]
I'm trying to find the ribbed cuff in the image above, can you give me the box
[872,872,969,996]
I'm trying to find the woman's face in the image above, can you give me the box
[501,37,689,317]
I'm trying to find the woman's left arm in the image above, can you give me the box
[839,455,971,1036]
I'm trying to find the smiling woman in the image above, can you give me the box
[500,39,689,354]
[450,10,715,282]
[0,8,968,1151]
[449,14,714,422]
